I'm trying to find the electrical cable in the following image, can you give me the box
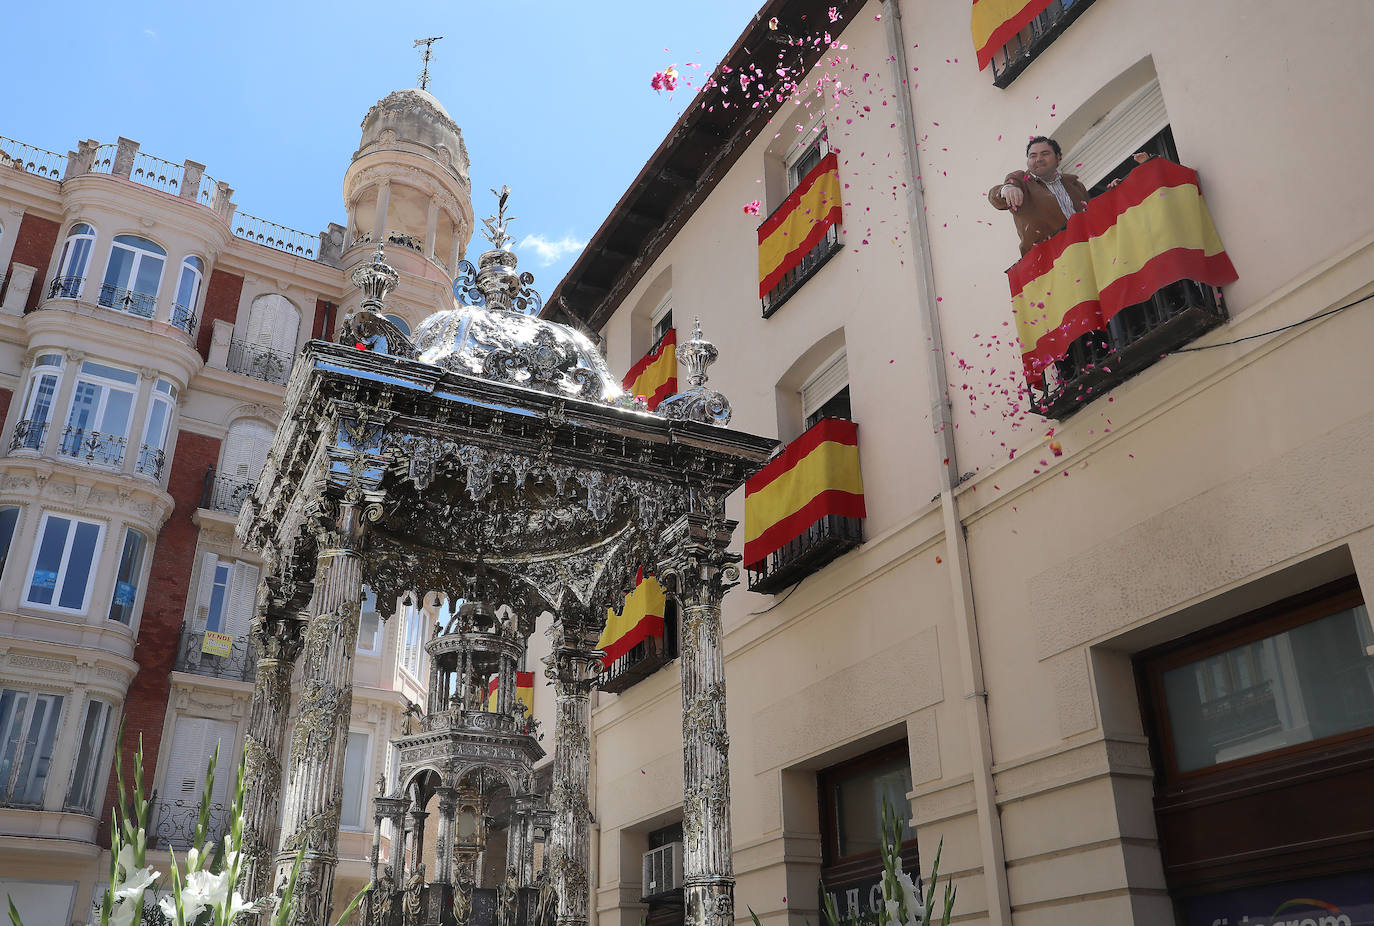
[1170,290,1373,353]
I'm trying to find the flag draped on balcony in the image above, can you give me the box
[597,569,667,666]
[972,0,1054,70]
[758,152,843,298]
[1010,158,1238,386]
[487,671,536,715]
[744,418,865,570]
[622,329,677,410]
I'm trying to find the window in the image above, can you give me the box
[987,0,1097,88]
[60,361,139,467]
[358,585,380,654]
[26,513,104,613]
[52,224,96,298]
[107,528,148,625]
[400,597,424,678]
[1142,580,1374,778]
[14,355,63,452]
[221,418,274,485]
[650,297,673,347]
[244,293,301,354]
[762,124,841,318]
[0,689,64,807]
[787,129,829,191]
[66,698,113,813]
[156,717,235,848]
[137,379,177,478]
[0,880,76,926]
[801,350,851,429]
[172,256,203,332]
[340,731,370,829]
[0,507,19,583]
[100,235,166,318]
[194,553,258,638]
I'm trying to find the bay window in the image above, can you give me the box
[60,361,138,468]
[26,512,104,613]
[172,256,203,333]
[99,235,165,318]
[106,528,148,625]
[136,379,177,479]
[0,688,64,807]
[12,354,63,452]
[65,698,114,814]
[51,223,96,298]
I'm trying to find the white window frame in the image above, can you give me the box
[0,688,65,807]
[650,294,674,346]
[54,223,97,297]
[1062,78,1168,189]
[138,381,178,473]
[65,697,114,814]
[784,115,830,191]
[61,361,139,466]
[101,234,166,308]
[106,527,148,626]
[340,730,371,830]
[800,348,849,423]
[24,512,106,614]
[174,256,204,315]
[16,355,63,450]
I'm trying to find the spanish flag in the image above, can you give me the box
[972,0,1053,70]
[1010,158,1237,386]
[758,152,843,297]
[744,418,865,570]
[487,671,535,716]
[597,569,666,667]
[623,329,677,410]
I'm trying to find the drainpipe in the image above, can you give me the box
[880,2,1013,922]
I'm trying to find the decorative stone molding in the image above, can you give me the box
[8,653,76,674]
[0,263,35,315]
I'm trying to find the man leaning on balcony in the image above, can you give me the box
[988,136,1089,256]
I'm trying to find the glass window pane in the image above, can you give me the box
[206,563,231,632]
[69,700,109,811]
[58,521,101,610]
[340,731,368,828]
[28,516,71,605]
[176,266,197,307]
[26,373,58,427]
[14,693,63,805]
[34,354,62,369]
[0,507,19,583]
[145,401,168,452]
[835,759,913,858]
[133,254,163,296]
[107,529,146,624]
[98,389,134,438]
[103,246,134,289]
[0,690,28,794]
[1163,603,1374,772]
[113,235,165,256]
[65,382,99,435]
[80,362,139,385]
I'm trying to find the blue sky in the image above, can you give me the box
[3,0,755,288]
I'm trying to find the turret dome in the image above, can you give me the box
[355,88,470,183]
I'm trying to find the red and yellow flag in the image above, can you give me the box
[972,0,1053,70]
[1010,158,1238,386]
[623,329,677,409]
[758,152,843,297]
[744,418,865,570]
[598,570,667,667]
[487,671,535,715]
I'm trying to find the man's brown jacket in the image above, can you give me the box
[988,170,1091,256]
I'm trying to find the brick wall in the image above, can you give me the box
[312,297,335,342]
[195,269,244,360]
[100,430,220,836]
[0,388,14,431]
[1,213,60,312]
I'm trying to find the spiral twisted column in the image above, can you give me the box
[241,602,306,911]
[544,630,600,926]
[659,510,742,926]
[272,495,373,926]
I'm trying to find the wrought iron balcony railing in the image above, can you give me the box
[170,302,198,337]
[135,444,166,480]
[97,283,157,319]
[48,275,85,299]
[760,222,842,318]
[988,0,1097,88]
[600,626,677,695]
[746,512,864,595]
[173,620,257,682]
[150,796,230,850]
[226,338,294,385]
[233,212,316,259]
[201,468,256,514]
[58,427,127,468]
[9,419,48,453]
[0,135,65,179]
[1031,279,1226,420]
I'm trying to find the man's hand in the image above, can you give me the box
[1000,183,1024,209]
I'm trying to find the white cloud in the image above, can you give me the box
[142,28,157,39]
[519,233,587,267]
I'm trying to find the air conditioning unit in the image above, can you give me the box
[642,841,683,898]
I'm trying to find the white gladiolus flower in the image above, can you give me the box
[111,845,160,900]
[895,870,925,924]
[176,869,231,922]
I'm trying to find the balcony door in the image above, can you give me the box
[100,235,165,317]
[158,716,235,848]
[61,361,140,467]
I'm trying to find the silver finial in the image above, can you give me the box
[655,318,732,426]
[351,244,400,309]
[450,187,544,315]
[481,185,516,250]
[414,36,443,91]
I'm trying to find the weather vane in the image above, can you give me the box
[481,186,516,250]
[414,36,443,91]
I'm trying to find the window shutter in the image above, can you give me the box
[193,552,219,628]
[165,717,235,808]
[1064,79,1168,188]
[225,562,259,638]
[801,350,849,421]
[222,421,274,480]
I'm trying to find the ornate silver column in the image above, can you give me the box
[544,628,600,926]
[241,603,305,909]
[659,509,741,926]
[273,493,373,925]
[435,788,457,883]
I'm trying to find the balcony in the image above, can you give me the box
[747,512,863,595]
[97,283,157,319]
[8,419,47,454]
[170,302,198,337]
[760,217,842,319]
[150,796,230,850]
[0,135,65,179]
[201,468,256,515]
[226,337,294,385]
[1011,158,1237,420]
[57,427,126,469]
[48,275,85,300]
[134,444,166,480]
[1031,280,1226,419]
[173,620,256,682]
[600,626,676,694]
[233,212,316,259]
[987,0,1097,88]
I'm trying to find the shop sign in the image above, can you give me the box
[1182,871,1374,926]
